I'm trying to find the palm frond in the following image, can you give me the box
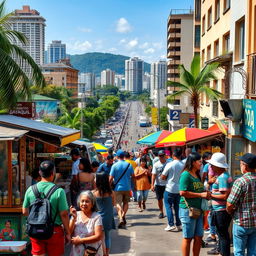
[166,90,189,103]
[167,81,193,94]
[195,62,219,86]
[190,55,200,79]
[198,85,223,100]
[179,64,195,87]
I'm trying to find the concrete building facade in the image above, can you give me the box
[115,74,124,88]
[143,72,151,91]
[41,59,79,98]
[101,69,115,86]
[47,40,66,64]
[125,57,144,94]
[9,5,45,65]
[167,10,194,131]
[78,73,96,93]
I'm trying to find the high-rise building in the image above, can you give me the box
[78,73,96,93]
[150,61,167,99]
[167,9,194,131]
[47,40,66,64]
[143,72,151,91]
[115,74,124,88]
[101,69,115,86]
[9,5,46,65]
[125,57,144,94]
[194,0,201,56]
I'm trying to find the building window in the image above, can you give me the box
[235,18,245,61]
[223,32,230,53]
[207,7,212,29]
[212,100,219,117]
[215,0,220,22]
[194,25,201,48]
[202,15,206,34]
[223,0,231,13]
[207,45,211,61]
[214,39,219,57]
[201,49,205,66]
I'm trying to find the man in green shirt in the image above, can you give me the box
[23,161,70,256]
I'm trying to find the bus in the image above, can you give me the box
[139,116,150,127]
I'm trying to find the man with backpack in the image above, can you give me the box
[22,161,70,256]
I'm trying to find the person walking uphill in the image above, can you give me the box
[227,153,256,256]
[22,161,70,256]
[109,149,135,228]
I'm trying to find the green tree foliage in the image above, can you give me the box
[167,55,222,128]
[0,0,45,109]
[160,107,169,130]
[95,85,119,96]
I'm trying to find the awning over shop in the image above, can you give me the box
[0,125,28,140]
[0,115,80,146]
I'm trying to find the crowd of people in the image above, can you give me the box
[21,145,256,256]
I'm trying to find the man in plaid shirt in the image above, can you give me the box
[227,153,256,256]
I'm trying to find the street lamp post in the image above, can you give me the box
[81,92,85,138]
[157,80,161,131]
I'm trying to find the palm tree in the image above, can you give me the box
[0,0,45,109]
[167,55,222,128]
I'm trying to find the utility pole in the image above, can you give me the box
[81,92,85,138]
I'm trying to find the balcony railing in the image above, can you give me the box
[169,9,194,15]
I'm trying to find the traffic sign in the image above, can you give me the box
[169,110,181,121]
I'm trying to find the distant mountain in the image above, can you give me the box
[69,52,150,76]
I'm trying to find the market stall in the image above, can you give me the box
[0,115,80,250]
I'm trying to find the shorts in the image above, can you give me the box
[179,208,204,238]
[30,226,65,256]
[137,190,149,202]
[155,185,165,200]
[115,191,130,205]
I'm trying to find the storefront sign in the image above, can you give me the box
[169,110,181,121]
[201,117,209,130]
[151,107,158,125]
[35,101,58,119]
[189,114,195,128]
[243,99,256,142]
[179,113,190,124]
[9,102,35,118]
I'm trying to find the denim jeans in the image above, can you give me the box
[233,224,256,256]
[212,210,232,256]
[137,190,149,202]
[208,210,216,235]
[164,191,181,227]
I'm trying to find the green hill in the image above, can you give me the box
[69,52,150,76]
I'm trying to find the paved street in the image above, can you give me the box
[110,192,219,256]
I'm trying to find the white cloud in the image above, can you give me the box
[108,47,117,52]
[66,40,92,53]
[126,38,138,49]
[119,39,126,44]
[116,18,132,33]
[78,27,92,33]
[144,48,155,54]
[139,42,149,49]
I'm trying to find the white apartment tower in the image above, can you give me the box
[143,72,151,91]
[9,5,46,65]
[78,73,96,93]
[125,57,144,93]
[150,61,167,100]
[101,69,115,86]
[47,40,66,64]
[115,74,124,88]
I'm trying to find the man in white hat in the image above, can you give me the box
[206,152,233,256]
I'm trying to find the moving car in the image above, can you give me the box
[104,139,113,148]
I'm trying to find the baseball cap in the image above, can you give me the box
[70,148,80,156]
[207,152,229,169]
[158,150,165,156]
[239,153,256,169]
[116,149,125,157]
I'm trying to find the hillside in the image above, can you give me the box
[69,52,150,76]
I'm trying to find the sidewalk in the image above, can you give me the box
[110,192,229,256]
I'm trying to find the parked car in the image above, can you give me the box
[104,139,113,148]
[100,129,107,138]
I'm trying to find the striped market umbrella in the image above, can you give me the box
[137,130,172,146]
[156,127,223,147]
[92,142,108,152]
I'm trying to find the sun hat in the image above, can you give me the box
[207,152,229,169]
[239,153,256,169]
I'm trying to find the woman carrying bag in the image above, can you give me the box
[179,152,211,256]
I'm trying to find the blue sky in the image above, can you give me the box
[6,0,194,62]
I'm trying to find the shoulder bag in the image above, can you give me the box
[111,163,130,190]
[184,197,202,219]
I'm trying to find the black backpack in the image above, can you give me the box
[26,184,60,240]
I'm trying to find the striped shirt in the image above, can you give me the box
[227,172,256,228]
[212,171,233,211]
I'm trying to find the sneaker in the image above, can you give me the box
[207,248,220,255]
[176,225,182,231]
[158,212,164,219]
[164,225,176,231]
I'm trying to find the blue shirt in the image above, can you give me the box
[97,163,112,175]
[109,160,134,191]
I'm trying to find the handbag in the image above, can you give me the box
[111,163,130,190]
[83,243,101,256]
[184,198,202,219]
